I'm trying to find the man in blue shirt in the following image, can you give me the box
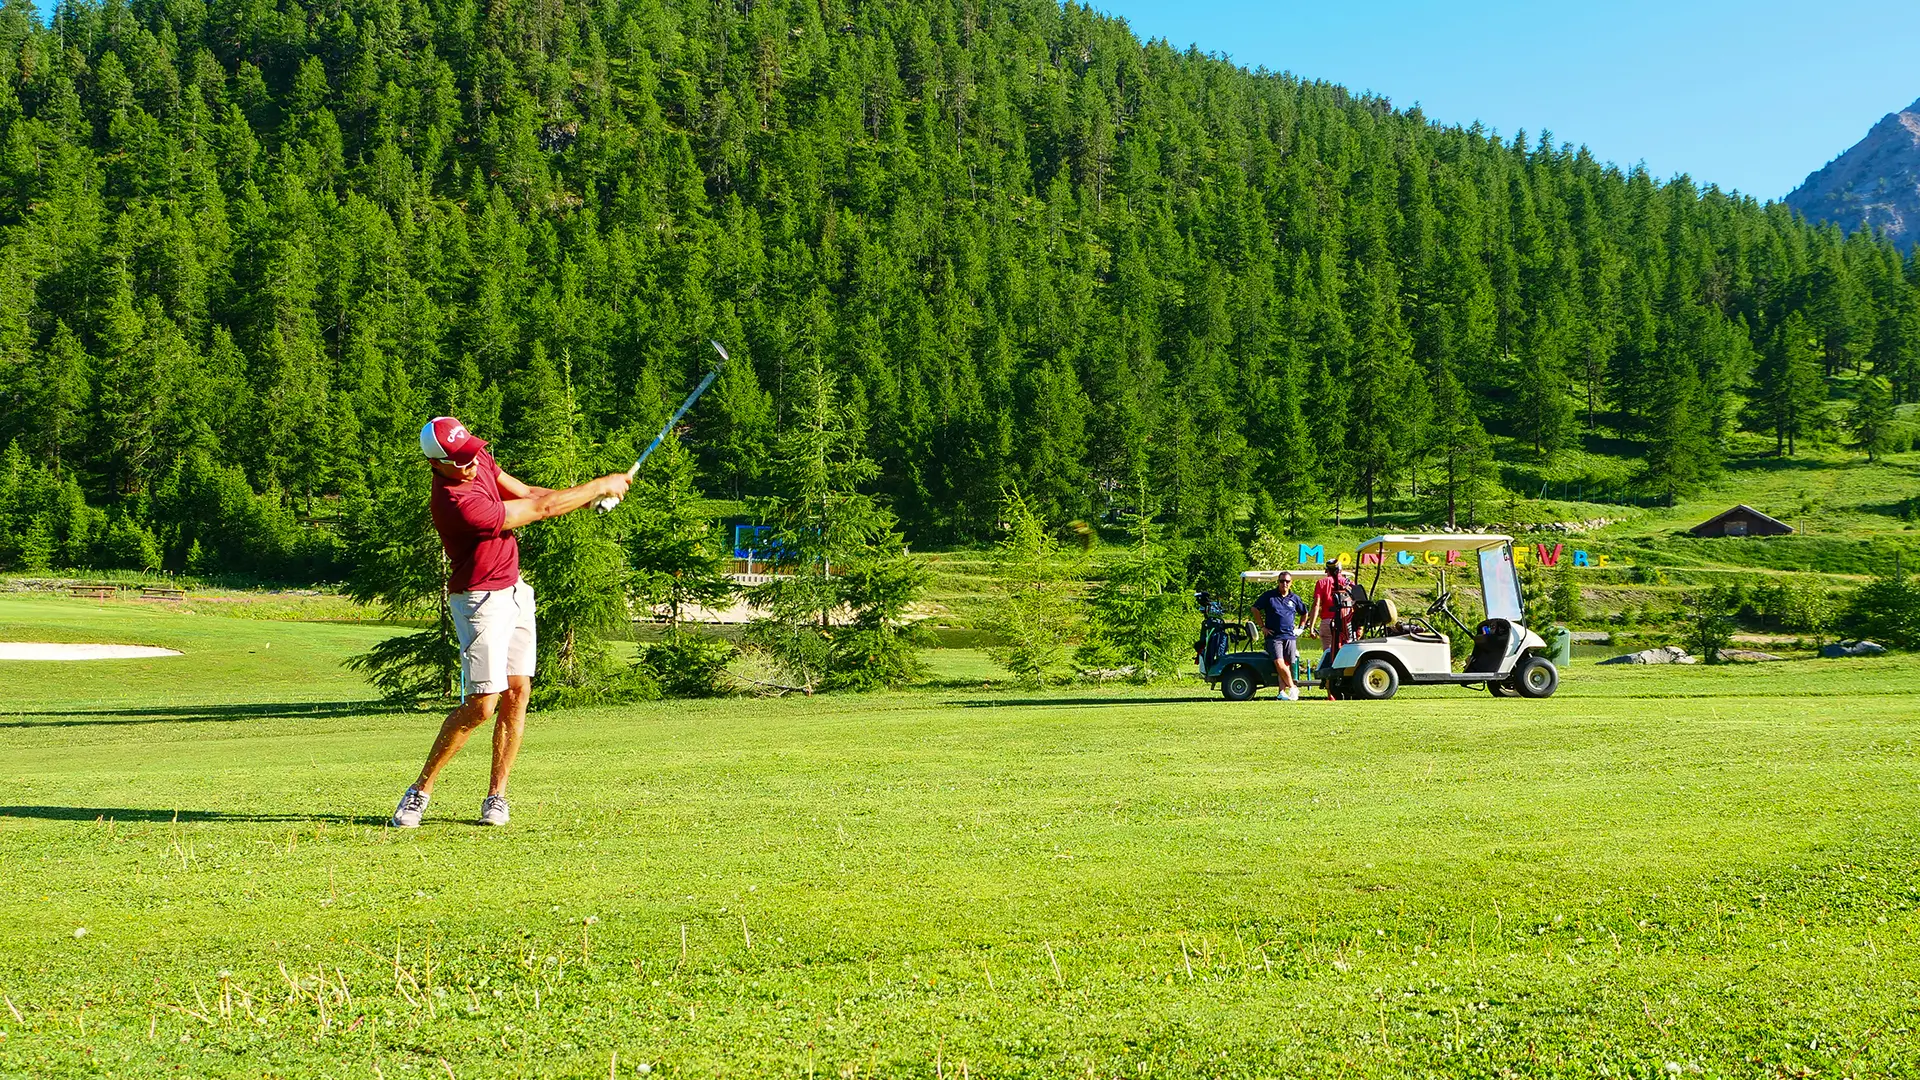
[1251,571,1309,701]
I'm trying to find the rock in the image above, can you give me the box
[1717,648,1784,663]
[1820,640,1888,659]
[1597,646,1696,666]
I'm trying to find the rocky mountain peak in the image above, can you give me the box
[1784,97,1920,250]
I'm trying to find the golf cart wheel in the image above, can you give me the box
[1221,665,1258,702]
[1514,655,1559,698]
[1351,658,1400,701]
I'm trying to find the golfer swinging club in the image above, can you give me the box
[389,417,632,828]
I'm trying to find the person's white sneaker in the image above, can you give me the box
[1285,687,1300,701]
[478,794,510,827]
[391,787,429,828]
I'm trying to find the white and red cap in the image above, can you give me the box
[419,416,487,466]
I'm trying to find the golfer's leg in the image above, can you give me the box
[413,693,501,793]
[489,676,530,797]
[487,580,538,800]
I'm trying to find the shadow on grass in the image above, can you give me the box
[2,700,393,728]
[944,696,1206,708]
[0,805,394,826]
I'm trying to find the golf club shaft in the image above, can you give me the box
[595,341,728,513]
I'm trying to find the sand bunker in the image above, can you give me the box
[0,642,182,660]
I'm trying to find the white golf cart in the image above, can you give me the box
[1320,534,1559,701]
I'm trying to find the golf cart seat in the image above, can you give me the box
[1465,618,1515,674]
[1371,597,1398,626]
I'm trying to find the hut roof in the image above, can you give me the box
[1690,504,1794,536]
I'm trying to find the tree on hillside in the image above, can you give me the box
[1871,289,1920,406]
[1427,362,1497,529]
[1347,261,1413,523]
[1850,376,1897,462]
[1749,312,1826,457]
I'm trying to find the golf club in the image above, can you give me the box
[594,339,729,514]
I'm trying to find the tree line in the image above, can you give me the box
[1,0,1917,588]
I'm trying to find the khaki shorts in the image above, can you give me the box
[450,580,537,697]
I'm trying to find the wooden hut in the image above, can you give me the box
[1689,504,1793,538]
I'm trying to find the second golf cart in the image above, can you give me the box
[1195,569,1324,700]
[1318,533,1559,700]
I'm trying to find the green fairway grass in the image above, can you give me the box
[3,596,1919,1078]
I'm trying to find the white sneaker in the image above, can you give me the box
[1284,687,1300,701]
[478,794,510,827]
[391,787,429,828]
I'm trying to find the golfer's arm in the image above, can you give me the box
[499,477,619,530]
[495,470,552,501]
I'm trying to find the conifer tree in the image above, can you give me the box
[512,347,629,698]
[1077,475,1188,683]
[626,435,738,696]
[1850,376,1896,463]
[985,488,1083,687]
[343,450,458,704]
[1749,312,1825,456]
[750,357,926,690]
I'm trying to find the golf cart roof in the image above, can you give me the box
[1241,568,1326,580]
[1355,533,1513,554]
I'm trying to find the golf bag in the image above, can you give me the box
[1327,574,1369,642]
[1194,592,1231,668]
[1466,618,1516,674]
[1317,574,1369,700]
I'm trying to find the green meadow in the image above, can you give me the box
[2,594,1919,1079]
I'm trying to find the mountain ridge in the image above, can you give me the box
[1785,97,1920,250]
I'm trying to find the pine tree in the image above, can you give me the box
[984,488,1083,688]
[512,347,630,699]
[1850,376,1896,463]
[1076,475,1189,683]
[626,435,738,696]
[343,449,459,704]
[1427,362,1497,529]
[1749,312,1825,456]
[750,357,926,690]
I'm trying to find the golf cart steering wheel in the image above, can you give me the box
[1426,590,1455,616]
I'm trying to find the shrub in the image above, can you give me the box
[1847,568,1920,650]
[640,633,737,698]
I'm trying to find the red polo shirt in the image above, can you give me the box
[430,449,521,593]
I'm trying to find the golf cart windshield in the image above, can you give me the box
[1478,546,1522,621]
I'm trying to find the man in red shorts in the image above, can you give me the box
[389,416,632,828]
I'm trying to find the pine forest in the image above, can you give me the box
[2,0,1918,584]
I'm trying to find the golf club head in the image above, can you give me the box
[710,339,730,365]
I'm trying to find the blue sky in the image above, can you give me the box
[1093,0,1918,201]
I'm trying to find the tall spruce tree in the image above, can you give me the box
[750,357,926,691]
[1750,312,1826,457]
[512,347,630,698]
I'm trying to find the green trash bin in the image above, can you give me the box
[1547,625,1573,668]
